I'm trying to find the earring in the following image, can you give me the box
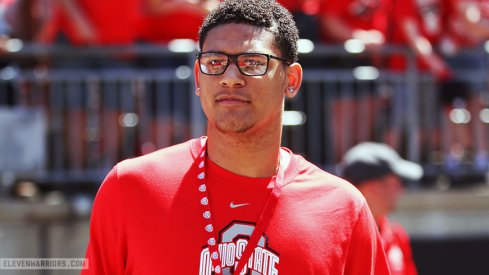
[288,87,294,93]
[196,87,201,95]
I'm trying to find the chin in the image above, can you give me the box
[214,117,254,134]
[216,123,254,134]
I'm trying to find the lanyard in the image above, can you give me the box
[195,138,284,274]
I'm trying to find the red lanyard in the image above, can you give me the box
[195,138,284,274]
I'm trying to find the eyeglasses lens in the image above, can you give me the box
[199,53,269,76]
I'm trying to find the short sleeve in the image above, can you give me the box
[344,202,391,275]
[81,166,126,275]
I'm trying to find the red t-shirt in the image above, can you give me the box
[138,0,214,43]
[56,0,140,45]
[379,216,418,275]
[277,0,303,12]
[320,0,391,40]
[388,0,446,71]
[391,0,445,44]
[82,137,390,274]
[443,0,468,47]
[278,0,322,16]
[444,0,489,47]
[138,9,205,43]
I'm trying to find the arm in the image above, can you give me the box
[142,0,212,16]
[402,17,451,80]
[320,15,385,48]
[81,167,126,275]
[455,1,489,43]
[55,0,97,44]
[33,0,61,44]
[344,202,391,275]
[319,0,385,49]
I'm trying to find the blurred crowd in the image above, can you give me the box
[0,0,488,91]
[0,0,488,172]
[0,0,485,62]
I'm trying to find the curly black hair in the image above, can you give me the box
[198,0,299,63]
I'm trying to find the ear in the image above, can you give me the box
[284,62,303,98]
[194,60,201,96]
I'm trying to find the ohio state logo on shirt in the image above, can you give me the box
[199,221,280,275]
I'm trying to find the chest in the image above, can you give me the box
[123,182,355,274]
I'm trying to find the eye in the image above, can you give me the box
[201,54,228,67]
[209,58,226,66]
[240,56,266,67]
[235,54,270,75]
[246,59,262,66]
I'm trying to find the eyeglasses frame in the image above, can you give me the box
[196,51,291,76]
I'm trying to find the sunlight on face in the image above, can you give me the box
[197,23,289,135]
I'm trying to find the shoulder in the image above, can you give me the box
[115,138,202,179]
[284,152,367,210]
[96,138,204,198]
[119,137,201,169]
[277,153,377,246]
[290,153,363,195]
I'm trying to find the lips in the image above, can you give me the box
[215,94,250,105]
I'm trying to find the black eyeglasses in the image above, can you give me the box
[196,52,290,76]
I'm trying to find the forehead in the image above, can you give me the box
[202,23,278,54]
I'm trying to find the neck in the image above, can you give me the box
[206,126,282,178]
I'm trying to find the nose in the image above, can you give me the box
[219,60,245,88]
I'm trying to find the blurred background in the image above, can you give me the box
[0,0,488,274]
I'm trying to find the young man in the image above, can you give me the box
[82,0,390,274]
[341,142,422,275]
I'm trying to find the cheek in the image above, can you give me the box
[199,92,213,116]
[257,89,285,113]
[387,184,403,202]
[265,65,288,91]
[392,180,404,194]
